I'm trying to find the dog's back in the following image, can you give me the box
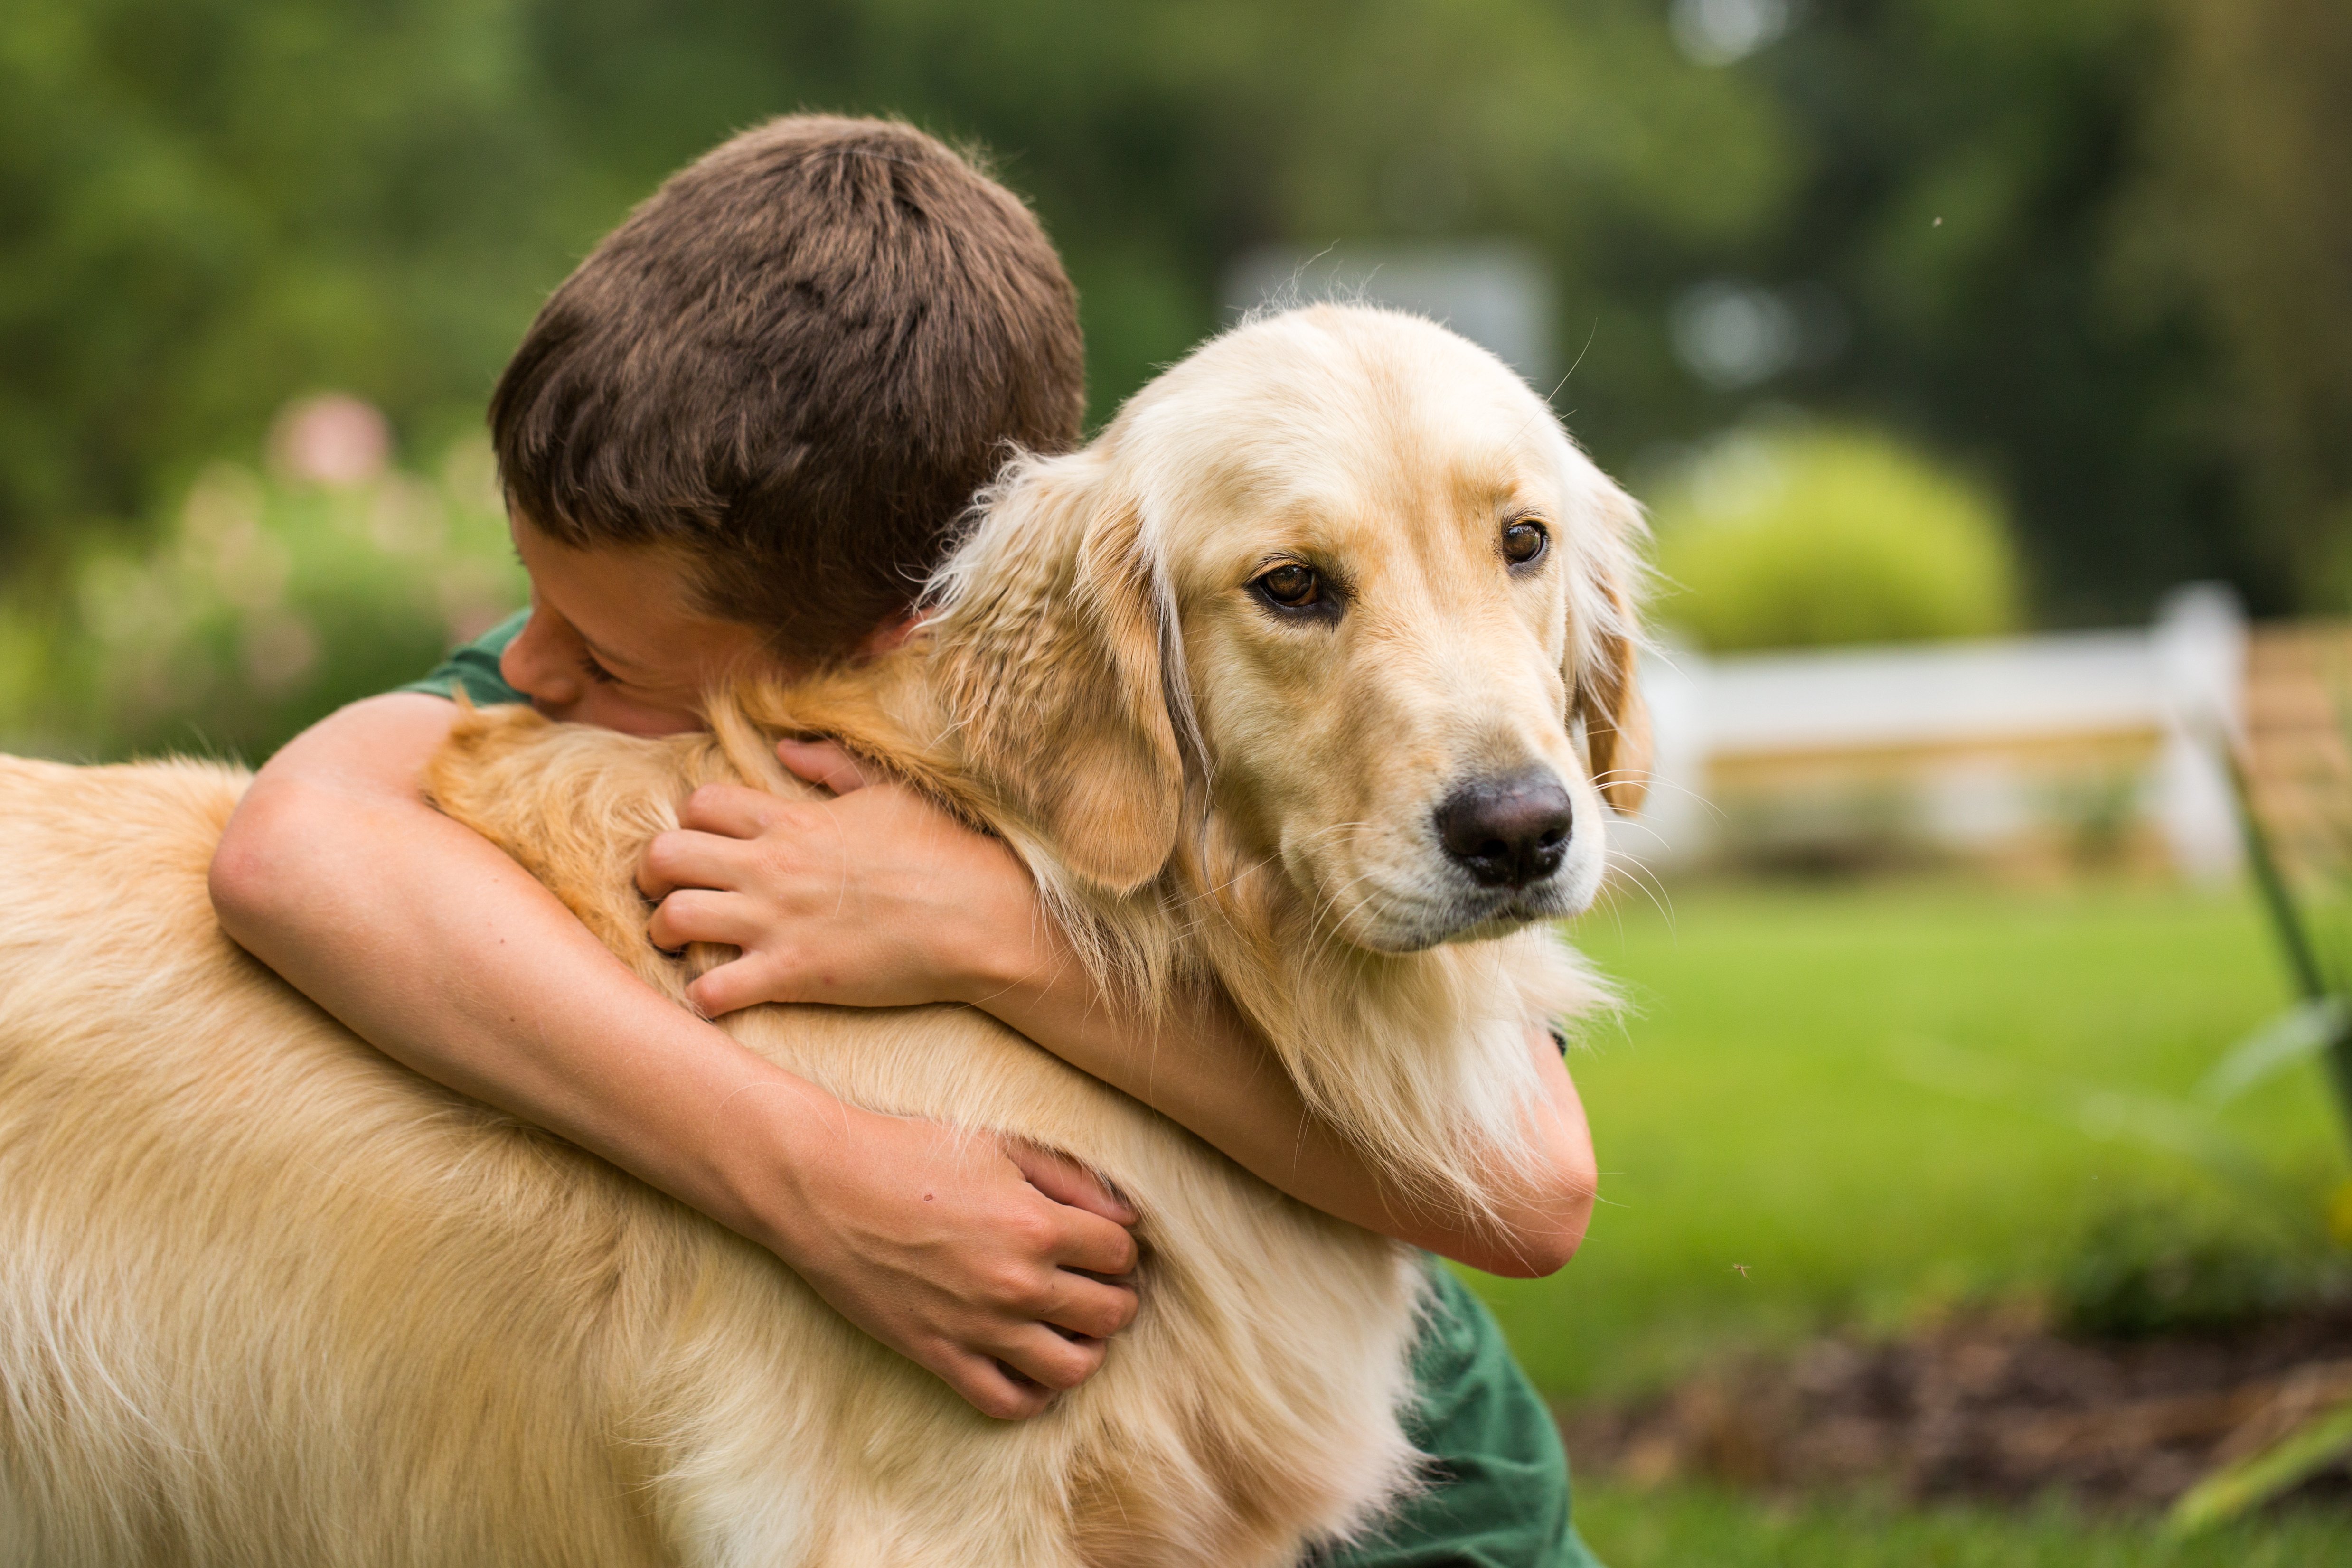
[0,754,701,1564]
[0,739,1421,1568]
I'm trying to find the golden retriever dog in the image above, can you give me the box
[0,304,1646,1567]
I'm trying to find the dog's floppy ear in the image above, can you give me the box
[1570,479,1652,817]
[932,451,1184,895]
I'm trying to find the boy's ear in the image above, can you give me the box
[1568,479,1651,817]
[934,454,1184,895]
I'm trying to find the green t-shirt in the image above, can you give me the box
[399,608,534,706]
[404,615,1601,1568]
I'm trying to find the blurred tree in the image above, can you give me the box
[1715,0,2350,623]
[2,0,2344,635]
[0,0,590,569]
[524,0,1790,432]
[2118,0,2352,608]
[1710,0,2219,624]
[0,436,522,762]
[0,0,1785,566]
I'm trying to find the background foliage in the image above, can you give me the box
[1650,425,2019,652]
[5,0,2349,660]
[0,435,521,762]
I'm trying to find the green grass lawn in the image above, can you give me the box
[1455,877,2352,1559]
[1475,878,2345,1399]
[1571,1480,2349,1568]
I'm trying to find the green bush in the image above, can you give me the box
[1650,427,2021,653]
[2053,1200,2343,1341]
[0,435,523,765]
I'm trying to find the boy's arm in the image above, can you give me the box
[208,694,1139,1420]
[640,744,1599,1278]
[963,953,1596,1277]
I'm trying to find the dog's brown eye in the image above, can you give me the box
[1502,520,1549,566]
[1255,563,1320,608]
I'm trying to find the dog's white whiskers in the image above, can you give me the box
[1599,852,1675,927]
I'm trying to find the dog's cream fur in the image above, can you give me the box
[0,306,1646,1567]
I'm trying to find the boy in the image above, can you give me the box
[209,115,1602,1566]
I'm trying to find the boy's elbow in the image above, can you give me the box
[208,784,322,945]
[1473,1215,1589,1281]
[1468,1142,1597,1279]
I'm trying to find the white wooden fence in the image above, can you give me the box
[1633,585,2249,878]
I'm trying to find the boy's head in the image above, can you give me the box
[489,114,1084,731]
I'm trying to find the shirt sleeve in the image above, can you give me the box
[1311,1262,1605,1568]
[394,609,530,706]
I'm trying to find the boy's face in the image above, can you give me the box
[501,516,785,736]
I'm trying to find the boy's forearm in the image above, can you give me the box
[960,950,1596,1277]
[209,697,824,1254]
[211,699,1147,1416]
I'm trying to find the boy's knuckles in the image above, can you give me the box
[980,1256,1053,1306]
[1063,1217,1138,1275]
[645,892,707,944]
[984,1387,1049,1422]
[999,1209,1062,1258]
[747,838,801,880]
[949,1369,1022,1420]
[1055,1285,1131,1341]
[680,784,747,825]
[1101,1230,1141,1276]
[1026,1339,1103,1391]
[638,834,690,888]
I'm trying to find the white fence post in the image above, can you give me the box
[2150,582,2248,883]
[1631,636,1714,866]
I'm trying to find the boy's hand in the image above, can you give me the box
[755,1100,1141,1420]
[638,739,1048,1020]
[641,738,1140,1416]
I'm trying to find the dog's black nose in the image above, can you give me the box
[1435,769,1573,889]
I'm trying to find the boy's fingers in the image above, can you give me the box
[1005,1142,1138,1227]
[646,890,762,954]
[991,1324,1108,1394]
[777,737,874,794]
[1042,1273,1139,1341]
[937,1350,1054,1421]
[637,827,750,899]
[682,954,780,1018]
[1054,1209,1141,1280]
[676,784,780,839]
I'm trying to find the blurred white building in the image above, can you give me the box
[1223,243,1557,386]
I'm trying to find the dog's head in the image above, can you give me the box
[931,304,1647,953]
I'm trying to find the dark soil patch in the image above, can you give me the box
[1560,1305,2352,1513]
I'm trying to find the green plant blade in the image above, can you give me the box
[2166,1398,2352,1536]
[2220,741,2331,1005]
[2199,998,2352,1105]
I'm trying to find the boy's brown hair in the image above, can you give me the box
[490,115,1085,663]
